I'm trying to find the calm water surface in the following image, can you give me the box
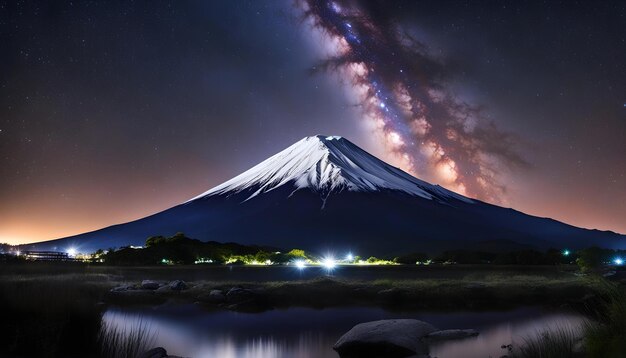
[102,305,583,358]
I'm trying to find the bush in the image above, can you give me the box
[576,247,612,272]
[394,252,429,264]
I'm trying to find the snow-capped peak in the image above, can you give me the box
[188,135,472,204]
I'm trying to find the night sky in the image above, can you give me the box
[1,0,625,245]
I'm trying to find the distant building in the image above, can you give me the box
[23,251,74,261]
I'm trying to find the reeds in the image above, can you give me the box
[582,279,626,358]
[509,325,581,358]
[98,318,157,358]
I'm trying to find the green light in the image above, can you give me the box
[563,250,570,256]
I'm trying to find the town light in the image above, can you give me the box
[322,256,336,270]
[614,258,623,266]
[294,259,306,269]
[562,249,570,256]
[345,253,354,262]
[67,247,77,257]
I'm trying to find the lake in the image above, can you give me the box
[102,305,583,358]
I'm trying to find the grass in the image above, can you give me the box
[582,280,626,358]
[508,325,582,358]
[98,319,156,358]
[0,261,615,356]
[0,265,113,357]
[503,278,626,358]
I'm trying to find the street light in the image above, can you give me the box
[322,256,336,270]
[294,259,306,270]
[67,248,77,257]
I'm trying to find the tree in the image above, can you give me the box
[170,232,186,241]
[576,247,611,273]
[394,252,429,264]
[286,249,307,258]
[145,235,166,247]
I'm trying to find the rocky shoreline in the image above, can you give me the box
[106,275,599,312]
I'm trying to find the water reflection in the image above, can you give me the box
[102,306,583,358]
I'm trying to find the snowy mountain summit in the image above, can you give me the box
[190,135,472,205]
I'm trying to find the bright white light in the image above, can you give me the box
[322,256,336,270]
[16,250,21,256]
[345,253,354,261]
[294,260,306,269]
[66,248,77,257]
[614,258,624,265]
[563,249,570,256]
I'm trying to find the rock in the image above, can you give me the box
[169,280,188,291]
[110,284,135,292]
[226,287,257,303]
[333,319,437,357]
[141,280,161,290]
[426,329,479,341]
[156,285,171,292]
[198,289,226,303]
[224,287,270,312]
[139,347,167,358]
[573,337,585,354]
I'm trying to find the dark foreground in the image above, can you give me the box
[0,262,624,358]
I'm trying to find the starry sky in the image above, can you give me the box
[1,0,625,245]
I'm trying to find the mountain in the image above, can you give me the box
[23,135,624,255]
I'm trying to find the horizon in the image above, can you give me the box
[8,132,624,248]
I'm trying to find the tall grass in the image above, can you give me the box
[509,325,581,358]
[506,278,626,358]
[0,272,108,357]
[582,280,626,358]
[98,319,156,358]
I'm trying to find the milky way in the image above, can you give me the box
[300,0,527,203]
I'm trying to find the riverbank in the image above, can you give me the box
[0,262,613,311]
[0,262,622,357]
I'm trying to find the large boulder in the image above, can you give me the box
[226,287,257,303]
[208,289,226,303]
[333,319,436,357]
[141,280,161,290]
[225,287,269,312]
[168,280,188,291]
[426,329,479,341]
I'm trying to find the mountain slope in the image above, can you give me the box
[23,135,624,254]
[189,135,471,205]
